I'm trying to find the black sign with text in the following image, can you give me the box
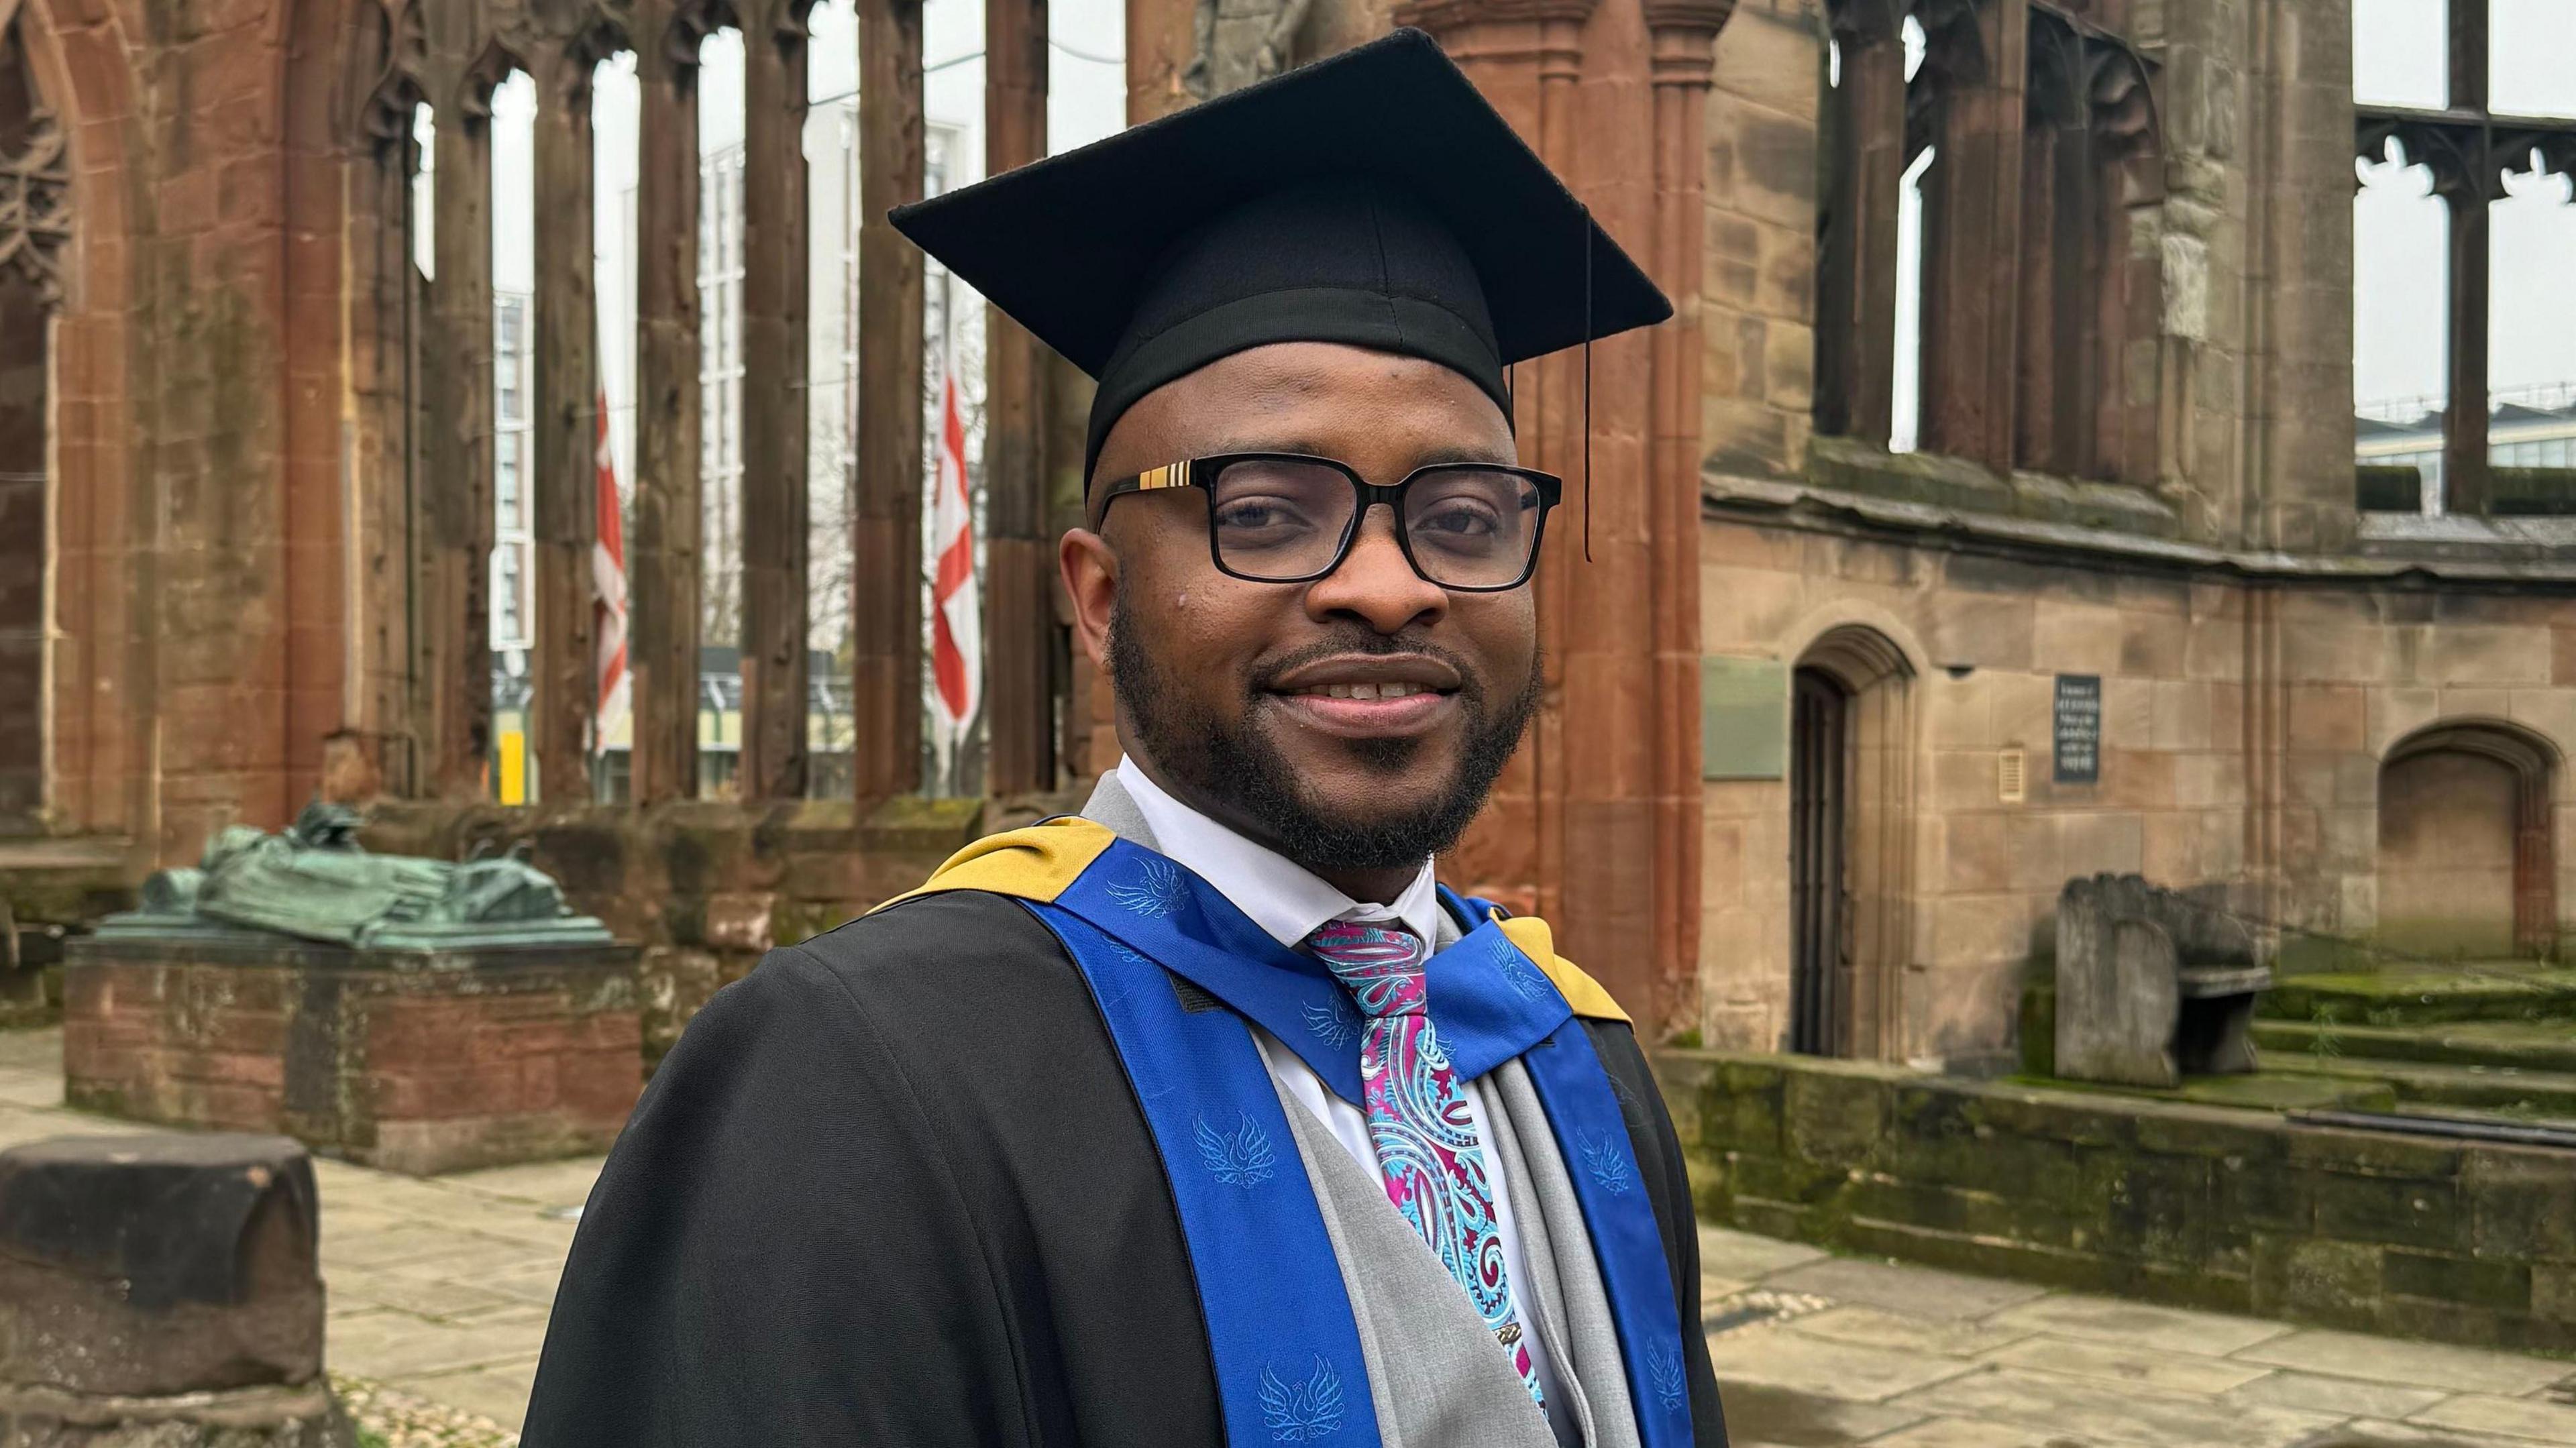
[2054,674,2102,785]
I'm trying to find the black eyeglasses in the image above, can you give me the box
[1095,452,1562,592]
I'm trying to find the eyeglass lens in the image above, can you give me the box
[1208,457,1543,588]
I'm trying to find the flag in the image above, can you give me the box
[592,392,630,753]
[929,371,981,740]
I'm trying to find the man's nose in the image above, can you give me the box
[1303,505,1447,633]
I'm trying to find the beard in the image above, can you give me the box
[1105,578,1543,875]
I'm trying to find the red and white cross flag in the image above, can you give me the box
[929,370,981,741]
[592,391,631,753]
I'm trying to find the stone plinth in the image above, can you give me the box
[0,1132,352,1445]
[63,935,642,1176]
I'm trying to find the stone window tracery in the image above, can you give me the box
[1814,0,2163,485]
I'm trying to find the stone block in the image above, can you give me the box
[2311,1174,2463,1251]
[64,942,641,1176]
[2535,1263,2576,1323]
[2253,1235,2383,1327]
[1693,1057,1786,1156]
[2286,684,2366,751]
[0,1133,320,1397]
[1990,671,2052,748]
[1938,814,2011,892]
[2287,1127,2465,1181]
[2463,1152,2576,1262]
[2100,675,2155,750]
[702,891,778,954]
[2148,681,2212,751]
[1782,1064,1889,1168]
[2424,625,2553,688]
[2033,606,2127,675]
[2505,687,2576,757]
[2184,617,2242,679]
[2382,1247,2532,1313]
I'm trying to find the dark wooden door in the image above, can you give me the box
[1790,667,1849,1056]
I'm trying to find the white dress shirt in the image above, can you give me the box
[1116,757,1572,1434]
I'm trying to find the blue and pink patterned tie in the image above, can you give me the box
[1307,918,1546,1410]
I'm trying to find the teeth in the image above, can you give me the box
[1301,683,1430,701]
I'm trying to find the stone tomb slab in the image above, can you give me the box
[64,934,641,1176]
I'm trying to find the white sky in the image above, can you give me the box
[2352,0,2576,410]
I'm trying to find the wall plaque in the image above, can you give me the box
[2054,673,2102,785]
[1701,656,1788,781]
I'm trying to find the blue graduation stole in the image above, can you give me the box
[880,821,1695,1447]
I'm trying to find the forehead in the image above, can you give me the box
[1095,341,1517,482]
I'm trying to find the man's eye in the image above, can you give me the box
[1415,504,1499,538]
[1216,497,1314,531]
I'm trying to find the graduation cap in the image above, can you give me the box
[889,25,1672,534]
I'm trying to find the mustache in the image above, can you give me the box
[1246,632,1485,702]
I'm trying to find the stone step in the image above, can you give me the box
[2259,967,2576,1026]
[2251,1017,2576,1074]
[2255,1050,2576,1119]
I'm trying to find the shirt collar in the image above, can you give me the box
[1114,755,1442,950]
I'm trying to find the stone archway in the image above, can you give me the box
[1787,624,1918,1058]
[2378,720,2557,958]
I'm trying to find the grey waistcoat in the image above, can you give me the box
[1079,774,1640,1448]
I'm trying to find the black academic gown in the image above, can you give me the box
[519,889,1727,1446]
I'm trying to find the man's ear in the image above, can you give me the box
[1061,526,1118,669]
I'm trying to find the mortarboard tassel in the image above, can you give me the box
[1582,205,1595,565]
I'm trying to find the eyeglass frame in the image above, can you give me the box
[1091,451,1564,593]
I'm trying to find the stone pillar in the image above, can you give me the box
[630,0,709,805]
[1917,0,2027,473]
[1392,0,1597,940]
[740,0,814,799]
[1553,7,1660,1021]
[983,0,1055,796]
[1397,0,1682,1021]
[422,57,502,801]
[853,0,927,801]
[1644,0,1729,1027]
[0,1133,347,1444]
[532,38,604,803]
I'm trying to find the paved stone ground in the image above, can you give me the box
[7,1027,2575,1445]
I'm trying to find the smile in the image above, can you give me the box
[1263,654,1464,737]
[1287,681,1444,701]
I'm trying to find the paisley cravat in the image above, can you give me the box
[1307,918,1546,1410]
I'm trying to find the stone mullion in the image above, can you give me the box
[1817,5,1904,447]
[983,0,1052,796]
[424,66,498,801]
[738,0,812,800]
[2009,114,2061,472]
[630,2,705,805]
[2438,158,2493,516]
[531,44,600,803]
[1644,0,1731,1031]
[2443,0,2489,516]
[1917,0,2028,473]
[853,0,926,801]
[2051,105,2095,474]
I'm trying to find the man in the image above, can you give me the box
[523,30,1726,1447]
